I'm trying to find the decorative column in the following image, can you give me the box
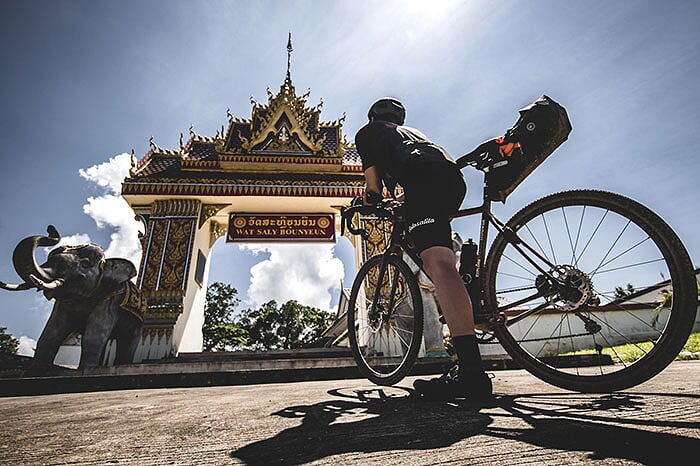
[134,199,201,361]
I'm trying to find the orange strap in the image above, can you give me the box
[495,138,521,157]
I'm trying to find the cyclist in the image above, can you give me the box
[354,97,493,401]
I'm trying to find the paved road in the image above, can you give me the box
[2,360,699,465]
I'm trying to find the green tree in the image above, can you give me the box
[202,282,249,351]
[240,300,334,350]
[204,324,248,352]
[0,327,20,355]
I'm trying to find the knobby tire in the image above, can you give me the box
[347,254,424,386]
[485,190,697,392]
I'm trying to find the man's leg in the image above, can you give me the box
[420,246,474,336]
[415,246,492,400]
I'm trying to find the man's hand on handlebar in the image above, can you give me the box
[341,194,403,239]
[364,190,383,205]
[358,190,402,208]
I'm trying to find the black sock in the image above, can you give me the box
[451,334,483,372]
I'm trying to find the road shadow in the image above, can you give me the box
[484,390,700,464]
[230,385,700,465]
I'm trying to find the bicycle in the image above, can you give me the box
[340,134,697,394]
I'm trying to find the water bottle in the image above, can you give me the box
[459,238,478,284]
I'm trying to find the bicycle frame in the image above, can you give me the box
[347,184,568,329]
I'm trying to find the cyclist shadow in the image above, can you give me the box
[230,386,700,465]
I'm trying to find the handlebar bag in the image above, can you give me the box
[486,95,572,202]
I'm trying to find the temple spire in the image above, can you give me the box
[280,32,295,95]
[286,32,293,82]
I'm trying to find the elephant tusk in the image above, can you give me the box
[29,275,65,291]
[0,281,34,291]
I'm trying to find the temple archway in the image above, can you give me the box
[122,53,369,360]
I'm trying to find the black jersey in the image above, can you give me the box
[355,120,456,195]
[355,119,466,252]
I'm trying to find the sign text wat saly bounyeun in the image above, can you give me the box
[228,214,335,242]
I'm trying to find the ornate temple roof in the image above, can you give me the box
[124,44,362,200]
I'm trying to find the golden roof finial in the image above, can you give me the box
[129,149,136,176]
[286,32,293,82]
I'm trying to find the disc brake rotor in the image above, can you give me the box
[547,265,594,311]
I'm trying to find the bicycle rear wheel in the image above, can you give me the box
[485,190,697,392]
[347,254,424,386]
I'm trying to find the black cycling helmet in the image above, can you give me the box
[368,97,406,125]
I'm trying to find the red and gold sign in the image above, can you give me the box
[227,214,335,243]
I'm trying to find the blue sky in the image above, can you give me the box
[1,0,699,353]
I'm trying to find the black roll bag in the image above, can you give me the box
[485,95,572,202]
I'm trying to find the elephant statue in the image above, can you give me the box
[0,225,146,370]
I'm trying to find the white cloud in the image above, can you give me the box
[78,153,143,266]
[82,195,143,263]
[78,153,132,195]
[242,243,344,312]
[18,336,36,357]
[59,234,92,246]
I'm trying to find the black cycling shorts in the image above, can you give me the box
[402,163,466,253]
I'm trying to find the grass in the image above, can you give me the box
[677,332,700,359]
[563,332,700,363]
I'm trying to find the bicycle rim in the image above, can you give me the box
[485,190,697,392]
[347,254,424,386]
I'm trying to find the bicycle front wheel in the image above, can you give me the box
[347,254,424,386]
[485,190,697,392]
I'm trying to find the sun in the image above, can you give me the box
[401,0,463,20]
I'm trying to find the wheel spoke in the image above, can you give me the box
[571,205,587,266]
[589,236,653,276]
[573,209,609,269]
[589,219,632,277]
[541,213,558,264]
[523,223,551,263]
[561,206,576,265]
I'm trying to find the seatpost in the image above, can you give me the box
[448,187,494,278]
[477,188,493,278]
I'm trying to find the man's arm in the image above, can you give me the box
[363,166,383,205]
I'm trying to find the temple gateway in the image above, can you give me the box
[121,50,378,360]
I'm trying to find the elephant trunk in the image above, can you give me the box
[11,225,61,286]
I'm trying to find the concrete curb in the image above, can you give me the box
[0,350,608,397]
